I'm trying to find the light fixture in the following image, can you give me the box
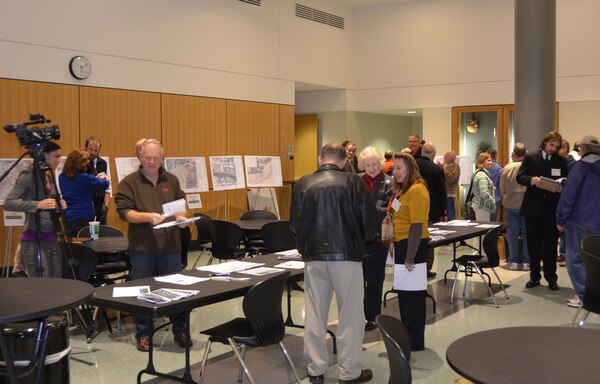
[467,113,479,134]
[407,110,417,114]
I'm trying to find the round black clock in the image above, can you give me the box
[69,56,91,80]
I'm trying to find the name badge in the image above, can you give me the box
[391,198,401,212]
[551,168,561,177]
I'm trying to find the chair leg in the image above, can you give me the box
[237,344,246,382]
[191,248,207,269]
[471,262,498,308]
[199,339,213,383]
[572,307,590,328]
[279,341,301,384]
[228,339,255,384]
[489,267,509,299]
[450,265,461,303]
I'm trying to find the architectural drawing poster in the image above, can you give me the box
[115,157,141,182]
[0,158,32,205]
[209,156,246,191]
[164,157,209,193]
[243,156,283,188]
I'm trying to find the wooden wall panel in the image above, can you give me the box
[226,100,280,220]
[161,94,227,222]
[79,87,161,234]
[1,79,79,265]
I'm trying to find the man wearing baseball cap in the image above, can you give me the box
[556,135,600,308]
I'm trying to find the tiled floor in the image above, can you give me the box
[66,242,598,383]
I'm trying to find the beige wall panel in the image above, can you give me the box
[0,79,79,264]
[278,105,295,220]
[161,94,227,225]
[226,100,280,219]
[79,87,161,234]
[294,114,319,179]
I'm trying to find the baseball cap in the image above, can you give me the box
[580,135,600,149]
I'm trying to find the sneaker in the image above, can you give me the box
[522,263,530,271]
[567,295,582,308]
[507,262,518,271]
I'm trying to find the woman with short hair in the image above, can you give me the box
[471,152,496,221]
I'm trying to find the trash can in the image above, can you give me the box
[0,315,69,384]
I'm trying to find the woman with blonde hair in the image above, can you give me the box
[471,152,496,221]
[357,146,394,331]
[391,152,430,351]
[59,150,110,236]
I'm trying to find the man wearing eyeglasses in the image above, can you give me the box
[115,139,192,352]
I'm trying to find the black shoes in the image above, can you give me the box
[427,271,437,278]
[338,369,373,384]
[525,280,540,288]
[174,334,193,348]
[365,321,377,331]
[309,374,324,384]
[548,282,560,291]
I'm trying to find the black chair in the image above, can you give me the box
[450,225,509,308]
[572,236,600,328]
[77,224,124,237]
[180,226,191,269]
[240,210,278,220]
[207,220,248,265]
[199,271,300,384]
[240,210,278,254]
[260,220,295,253]
[63,243,112,342]
[375,315,412,384]
[191,213,213,269]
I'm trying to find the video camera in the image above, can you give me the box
[4,113,61,165]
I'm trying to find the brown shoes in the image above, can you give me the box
[136,337,150,352]
[174,334,193,348]
[338,369,373,384]
[308,374,324,384]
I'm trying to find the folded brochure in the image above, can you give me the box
[137,288,199,303]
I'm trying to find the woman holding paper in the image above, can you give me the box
[391,152,430,351]
[470,152,496,221]
[357,146,394,331]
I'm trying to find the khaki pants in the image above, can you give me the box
[304,261,366,381]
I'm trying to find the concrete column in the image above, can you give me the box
[515,0,556,151]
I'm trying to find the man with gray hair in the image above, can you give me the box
[557,135,600,307]
[416,142,447,277]
[290,143,379,384]
[500,143,530,271]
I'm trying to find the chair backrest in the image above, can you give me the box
[482,225,504,267]
[193,213,212,246]
[375,315,412,384]
[581,249,600,314]
[63,243,98,283]
[78,225,124,238]
[582,236,600,258]
[240,210,278,220]
[242,271,290,346]
[180,226,191,269]
[260,221,296,253]
[209,220,246,258]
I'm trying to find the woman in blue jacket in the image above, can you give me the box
[59,150,110,236]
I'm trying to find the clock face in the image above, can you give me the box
[69,56,91,80]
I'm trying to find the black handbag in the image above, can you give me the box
[464,170,482,220]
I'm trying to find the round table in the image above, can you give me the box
[0,278,94,383]
[446,326,600,383]
[77,237,129,254]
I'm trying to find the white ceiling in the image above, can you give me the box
[325,0,408,8]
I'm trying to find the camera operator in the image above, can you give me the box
[4,141,67,277]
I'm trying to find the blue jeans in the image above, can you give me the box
[506,209,529,264]
[490,201,501,222]
[447,197,457,221]
[129,250,186,339]
[565,222,600,299]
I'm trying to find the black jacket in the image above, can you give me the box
[416,156,447,221]
[517,150,568,219]
[289,164,379,262]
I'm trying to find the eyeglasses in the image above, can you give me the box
[142,156,162,163]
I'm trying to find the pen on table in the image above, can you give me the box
[210,276,253,281]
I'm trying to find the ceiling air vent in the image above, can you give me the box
[238,0,261,6]
[296,4,345,30]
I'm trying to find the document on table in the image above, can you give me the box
[113,285,150,297]
[275,249,302,260]
[275,261,305,269]
[153,216,200,229]
[435,220,478,227]
[429,229,456,235]
[393,263,427,291]
[241,267,282,276]
[162,198,187,217]
[196,260,265,274]
[154,273,209,285]
[475,224,500,229]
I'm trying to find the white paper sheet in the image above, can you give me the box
[113,285,150,297]
[153,216,200,229]
[274,261,305,269]
[196,261,265,273]
[240,267,282,276]
[162,198,187,217]
[393,263,427,291]
[154,274,208,285]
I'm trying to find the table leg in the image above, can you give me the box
[0,319,49,384]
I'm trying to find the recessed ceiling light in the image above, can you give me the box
[407,110,417,114]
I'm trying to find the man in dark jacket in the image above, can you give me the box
[517,131,568,290]
[556,135,600,307]
[416,142,447,277]
[85,136,110,225]
[290,143,379,384]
